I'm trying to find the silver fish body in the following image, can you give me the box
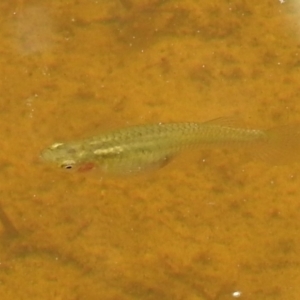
[41,119,268,173]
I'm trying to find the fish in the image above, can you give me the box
[40,117,300,173]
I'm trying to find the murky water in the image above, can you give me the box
[1,0,300,299]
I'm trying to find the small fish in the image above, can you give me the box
[40,118,300,173]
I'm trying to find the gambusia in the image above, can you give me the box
[40,118,300,173]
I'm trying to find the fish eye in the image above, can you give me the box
[60,160,76,170]
[61,164,73,170]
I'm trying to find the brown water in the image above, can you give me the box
[1,0,300,299]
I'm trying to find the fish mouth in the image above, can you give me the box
[40,148,54,162]
[40,147,64,164]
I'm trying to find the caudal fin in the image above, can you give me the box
[254,124,300,164]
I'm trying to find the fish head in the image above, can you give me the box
[40,142,82,170]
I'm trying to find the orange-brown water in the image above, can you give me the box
[1,0,300,299]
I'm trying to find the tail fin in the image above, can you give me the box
[253,124,300,164]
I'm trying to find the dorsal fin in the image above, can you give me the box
[203,117,251,129]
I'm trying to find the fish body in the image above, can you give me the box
[41,118,270,173]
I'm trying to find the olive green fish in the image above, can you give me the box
[40,118,300,173]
